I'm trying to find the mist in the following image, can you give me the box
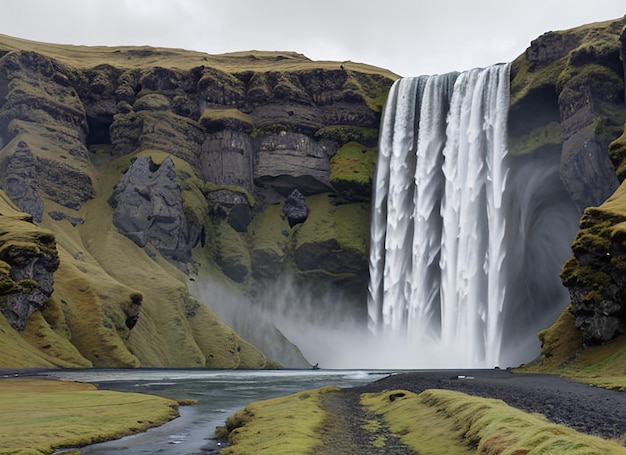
[190,272,534,370]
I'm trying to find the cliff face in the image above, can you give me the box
[514,17,626,370]
[509,17,626,211]
[0,34,395,368]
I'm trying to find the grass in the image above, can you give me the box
[0,33,398,78]
[216,386,340,454]
[199,108,255,133]
[362,389,626,455]
[524,313,626,392]
[218,384,626,454]
[0,378,179,455]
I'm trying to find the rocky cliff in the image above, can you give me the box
[512,16,626,373]
[0,34,395,368]
[1,15,626,370]
[508,17,626,210]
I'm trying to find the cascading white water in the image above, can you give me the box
[192,63,579,370]
[367,63,569,368]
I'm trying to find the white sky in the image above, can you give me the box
[0,0,624,77]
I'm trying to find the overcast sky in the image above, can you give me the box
[0,1,624,77]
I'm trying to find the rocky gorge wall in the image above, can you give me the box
[0,14,625,370]
[508,16,626,368]
[0,34,395,368]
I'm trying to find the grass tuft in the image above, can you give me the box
[217,386,340,454]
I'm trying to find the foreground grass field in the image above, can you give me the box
[218,386,626,455]
[0,378,180,455]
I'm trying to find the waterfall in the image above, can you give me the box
[368,63,579,368]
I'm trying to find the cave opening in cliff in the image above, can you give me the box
[86,114,113,147]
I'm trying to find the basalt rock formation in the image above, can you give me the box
[109,155,203,264]
[0,34,394,368]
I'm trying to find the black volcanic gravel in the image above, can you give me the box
[350,369,626,439]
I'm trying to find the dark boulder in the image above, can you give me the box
[282,189,309,227]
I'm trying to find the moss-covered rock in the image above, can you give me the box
[330,141,376,202]
[0,199,59,331]
[509,16,626,210]
[211,219,251,284]
[199,108,255,133]
[609,124,626,182]
[294,194,369,286]
[560,205,626,345]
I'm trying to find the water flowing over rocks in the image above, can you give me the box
[368,64,581,367]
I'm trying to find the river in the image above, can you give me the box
[43,368,395,454]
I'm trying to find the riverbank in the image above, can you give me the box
[0,377,181,455]
[218,369,626,454]
[38,368,390,454]
[4,368,626,454]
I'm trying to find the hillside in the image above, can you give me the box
[0,34,396,368]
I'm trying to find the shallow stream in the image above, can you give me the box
[44,369,393,454]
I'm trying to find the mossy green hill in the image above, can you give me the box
[0,32,396,368]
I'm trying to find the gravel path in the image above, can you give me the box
[318,389,416,455]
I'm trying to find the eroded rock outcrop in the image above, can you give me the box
[0,204,58,330]
[282,189,309,227]
[509,16,626,211]
[0,50,96,213]
[560,126,626,346]
[552,20,626,348]
[109,155,202,265]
